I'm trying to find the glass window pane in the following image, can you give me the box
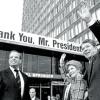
[38,56,51,74]
[88,31,93,39]
[78,22,82,33]
[75,24,78,35]
[96,8,100,20]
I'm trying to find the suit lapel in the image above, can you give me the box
[88,55,97,84]
[5,68,15,80]
[88,59,93,83]
[89,54,98,84]
[5,68,18,86]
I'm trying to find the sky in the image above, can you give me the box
[0,0,23,32]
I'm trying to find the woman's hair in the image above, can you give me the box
[82,39,97,47]
[65,60,82,72]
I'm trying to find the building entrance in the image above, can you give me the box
[41,87,50,100]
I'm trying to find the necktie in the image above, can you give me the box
[14,69,21,95]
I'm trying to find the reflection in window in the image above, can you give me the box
[85,33,89,40]
[23,53,60,75]
[38,56,51,74]
[96,8,100,20]
[88,31,93,39]
[70,28,74,38]
[82,21,87,30]
[68,30,71,40]
[79,37,82,44]
[0,50,9,71]
[78,22,82,33]
[75,24,78,35]
[72,0,76,9]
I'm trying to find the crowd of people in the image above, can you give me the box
[0,1,100,100]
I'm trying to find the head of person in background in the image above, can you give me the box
[9,50,22,70]
[47,95,51,100]
[29,88,39,100]
[81,39,98,59]
[51,96,56,100]
[29,88,36,99]
[65,60,83,80]
[55,94,60,100]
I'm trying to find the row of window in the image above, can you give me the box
[34,0,95,35]
[35,0,95,36]
[22,0,98,44]
[0,50,60,75]
[33,0,60,34]
[58,7,100,44]
[33,0,70,34]
[46,19,87,39]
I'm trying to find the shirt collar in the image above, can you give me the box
[9,66,20,71]
[32,96,36,100]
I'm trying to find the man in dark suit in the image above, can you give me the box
[78,1,100,100]
[29,88,40,100]
[0,50,31,100]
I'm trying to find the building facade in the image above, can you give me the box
[22,0,100,44]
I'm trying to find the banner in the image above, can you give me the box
[0,30,83,55]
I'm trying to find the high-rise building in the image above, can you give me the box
[22,0,100,44]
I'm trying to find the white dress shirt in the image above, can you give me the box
[31,96,36,100]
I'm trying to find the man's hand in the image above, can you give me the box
[77,1,92,23]
[60,53,66,67]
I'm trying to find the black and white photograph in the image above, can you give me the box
[0,0,100,100]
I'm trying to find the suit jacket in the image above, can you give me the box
[85,21,100,100]
[31,97,40,100]
[35,97,40,100]
[0,68,31,100]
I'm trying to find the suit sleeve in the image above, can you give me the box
[0,72,4,98]
[89,20,100,43]
[0,72,3,90]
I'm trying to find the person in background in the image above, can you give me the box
[47,95,51,100]
[0,50,30,100]
[77,1,100,100]
[29,88,40,100]
[60,54,87,100]
[51,96,56,100]
[55,94,60,100]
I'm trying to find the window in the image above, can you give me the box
[96,8,100,20]
[64,32,68,41]
[64,21,67,29]
[82,21,87,30]
[88,31,93,39]
[75,24,79,35]
[66,0,68,4]
[68,30,71,40]
[73,12,77,22]
[85,33,89,40]
[89,0,95,8]
[79,37,82,43]
[95,0,100,5]
[92,11,97,21]
[59,25,61,34]
[72,0,76,9]
[69,14,73,24]
[78,22,82,33]
[56,27,59,35]
[69,4,72,12]
[70,28,74,38]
